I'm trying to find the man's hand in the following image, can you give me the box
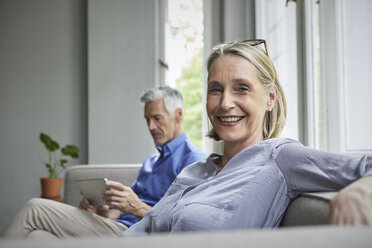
[103,180,151,219]
[79,197,109,218]
[330,176,372,225]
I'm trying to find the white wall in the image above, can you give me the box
[88,0,155,163]
[0,0,87,234]
[0,0,156,234]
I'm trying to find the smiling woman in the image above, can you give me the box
[205,41,285,169]
[207,55,274,154]
[120,40,372,235]
[206,42,286,145]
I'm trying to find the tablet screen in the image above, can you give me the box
[75,178,108,205]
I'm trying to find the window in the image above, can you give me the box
[156,0,372,155]
[163,0,204,149]
[318,0,372,155]
[255,0,299,141]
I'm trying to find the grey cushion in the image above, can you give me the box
[281,192,337,226]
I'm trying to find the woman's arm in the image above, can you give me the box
[274,140,372,225]
[274,141,372,192]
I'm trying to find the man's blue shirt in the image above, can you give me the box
[115,133,206,227]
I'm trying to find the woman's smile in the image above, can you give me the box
[218,116,245,126]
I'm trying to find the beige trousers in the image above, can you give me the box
[3,198,128,239]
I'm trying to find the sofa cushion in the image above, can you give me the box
[280,192,337,226]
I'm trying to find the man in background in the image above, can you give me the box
[3,86,206,239]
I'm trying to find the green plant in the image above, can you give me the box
[39,132,80,178]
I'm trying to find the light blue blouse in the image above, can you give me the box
[122,138,372,235]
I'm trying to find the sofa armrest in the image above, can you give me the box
[280,192,338,227]
[64,164,141,207]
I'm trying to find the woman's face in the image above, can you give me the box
[207,55,275,147]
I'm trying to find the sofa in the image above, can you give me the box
[1,164,371,248]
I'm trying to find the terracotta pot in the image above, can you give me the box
[40,177,64,200]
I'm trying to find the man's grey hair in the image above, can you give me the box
[140,86,184,115]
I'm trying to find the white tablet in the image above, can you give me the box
[75,178,109,206]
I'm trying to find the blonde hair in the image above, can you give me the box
[206,41,287,140]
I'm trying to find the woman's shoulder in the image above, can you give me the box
[267,137,304,157]
[244,137,302,156]
[178,155,216,179]
[260,137,303,154]
[265,137,301,146]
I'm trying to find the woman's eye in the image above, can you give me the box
[208,88,222,94]
[236,86,250,92]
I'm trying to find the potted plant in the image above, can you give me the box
[39,132,80,200]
